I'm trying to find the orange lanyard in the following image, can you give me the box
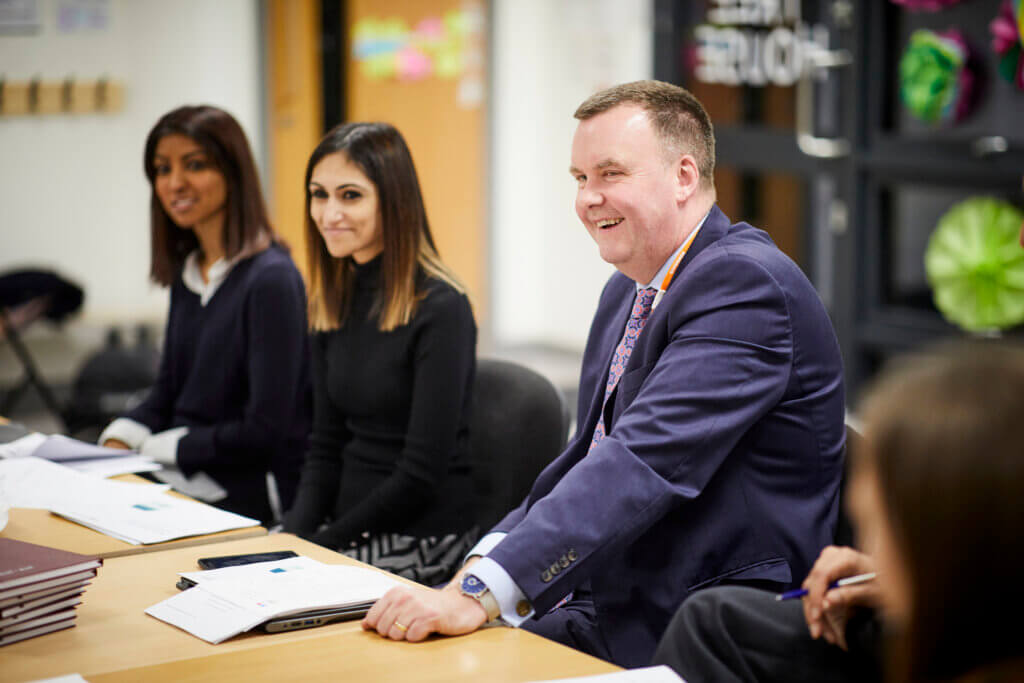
[652,225,701,310]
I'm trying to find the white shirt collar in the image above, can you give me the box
[637,210,711,293]
[181,250,239,306]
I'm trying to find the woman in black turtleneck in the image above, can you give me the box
[283,122,477,584]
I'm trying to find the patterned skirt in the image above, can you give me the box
[339,527,480,586]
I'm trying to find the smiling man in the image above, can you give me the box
[364,80,846,667]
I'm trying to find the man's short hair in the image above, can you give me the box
[574,80,716,187]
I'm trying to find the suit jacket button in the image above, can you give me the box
[516,601,531,617]
[559,555,570,568]
[567,549,578,561]
[550,563,561,575]
[541,569,552,583]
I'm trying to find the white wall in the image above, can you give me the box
[1,0,653,387]
[490,0,653,349]
[0,0,262,383]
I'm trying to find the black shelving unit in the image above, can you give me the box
[656,0,1024,401]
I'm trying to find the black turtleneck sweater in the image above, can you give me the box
[284,257,477,548]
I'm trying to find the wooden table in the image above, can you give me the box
[0,534,620,683]
[0,474,266,559]
[87,624,621,683]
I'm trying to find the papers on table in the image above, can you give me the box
[0,457,258,544]
[146,556,400,644]
[528,666,685,683]
[0,456,168,510]
[2,433,123,461]
[0,433,47,458]
[0,433,160,477]
[63,455,161,478]
[50,488,259,545]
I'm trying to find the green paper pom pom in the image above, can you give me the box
[899,29,967,123]
[925,197,1024,332]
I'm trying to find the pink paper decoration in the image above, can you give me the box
[396,46,433,81]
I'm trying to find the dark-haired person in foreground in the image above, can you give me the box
[655,343,1024,683]
[362,79,845,668]
[664,344,1024,682]
[848,343,1024,681]
[100,105,310,525]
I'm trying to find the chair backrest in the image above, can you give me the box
[469,358,571,532]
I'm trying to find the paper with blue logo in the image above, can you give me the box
[0,456,257,544]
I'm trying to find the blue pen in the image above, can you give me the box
[775,572,877,601]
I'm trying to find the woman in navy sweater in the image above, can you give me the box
[100,106,311,524]
[283,122,477,584]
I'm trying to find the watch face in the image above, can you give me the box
[461,574,488,597]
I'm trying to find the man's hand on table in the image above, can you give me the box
[362,584,488,642]
[362,556,488,642]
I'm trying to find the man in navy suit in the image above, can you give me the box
[364,80,845,668]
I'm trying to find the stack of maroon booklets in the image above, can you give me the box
[0,538,101,646]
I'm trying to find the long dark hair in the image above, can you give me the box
[303,121,463,332]
[857,342,1024,681]
[143,105,276,285]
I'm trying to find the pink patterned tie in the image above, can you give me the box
[547,288,658,612]
[589,287,658,451]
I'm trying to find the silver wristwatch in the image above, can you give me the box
[459,573,501,621]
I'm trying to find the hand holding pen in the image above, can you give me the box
[776,572,876,601]
[797,546,879,651]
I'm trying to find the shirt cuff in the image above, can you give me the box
[98,418,152,450]
[139,427,189,466]
[471,556,534,627]
[467,531,507,561]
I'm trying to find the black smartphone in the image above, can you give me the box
[196,550,299,570]
[177,550,301,590]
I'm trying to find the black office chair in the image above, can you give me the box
[65,325,160,436]
[469,358,571,532]
[0,269,84,427]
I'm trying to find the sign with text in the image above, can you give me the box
[694,0,833,86]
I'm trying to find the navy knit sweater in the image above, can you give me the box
[127,244,311,522]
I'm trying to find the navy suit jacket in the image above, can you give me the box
[487,206,845,667]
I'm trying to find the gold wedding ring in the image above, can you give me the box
[393,621,408,632]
